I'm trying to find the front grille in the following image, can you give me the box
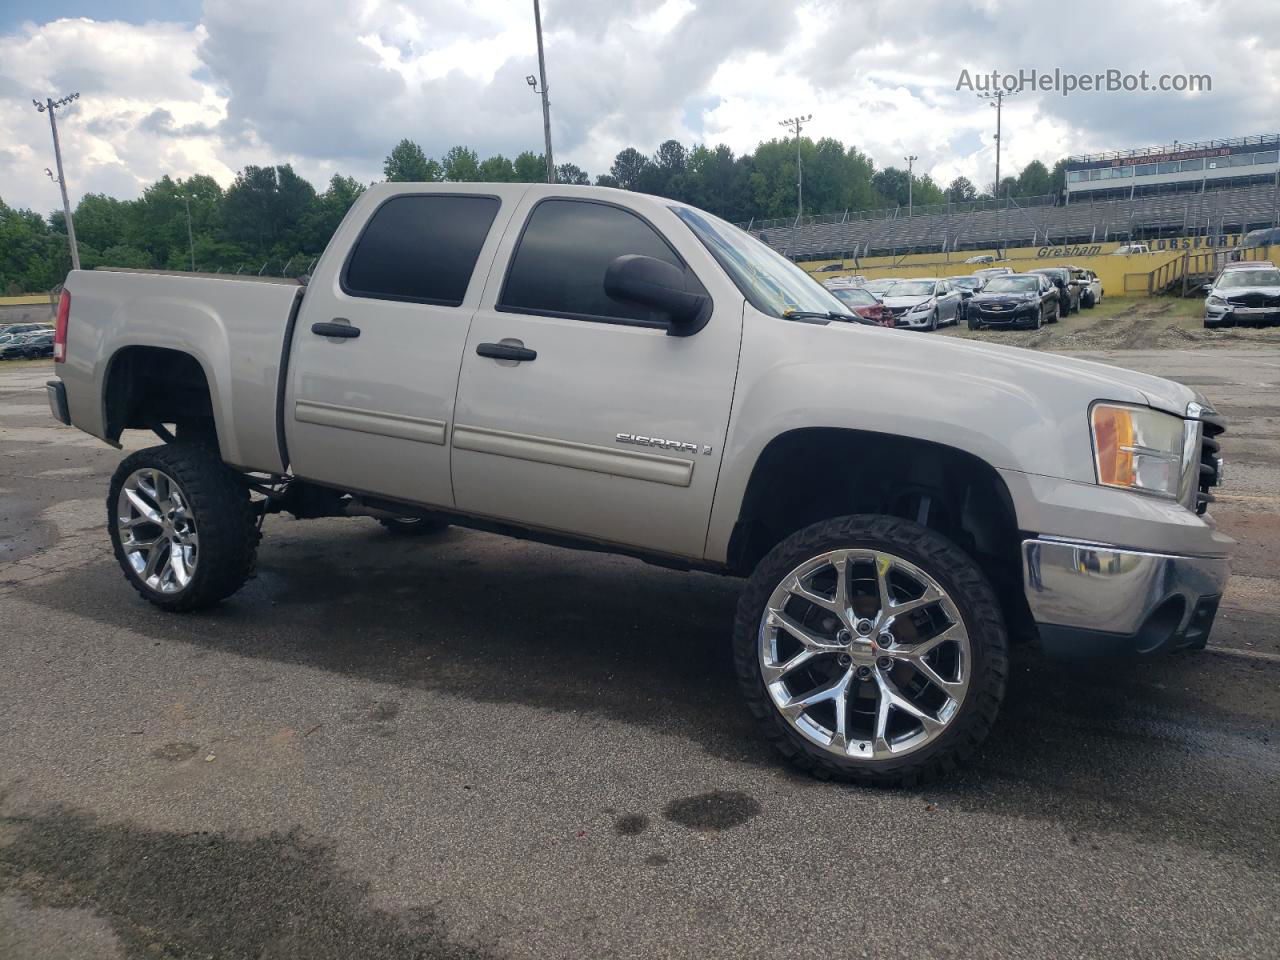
[1227,293,1280,308]
[1196,411,1226,515]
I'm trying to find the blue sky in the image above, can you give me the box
[0,2,202,32]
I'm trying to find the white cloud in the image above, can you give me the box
[1,0,1278,215]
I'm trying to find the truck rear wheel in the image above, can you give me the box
[733,515,1007,786]
[107,443,258,612]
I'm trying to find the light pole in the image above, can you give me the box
[779,114,812,221]
[180,193,196,271]
[33,92,81,270]
[904,154,918,217]
[977,88,1016,203]
[527,0,555,183]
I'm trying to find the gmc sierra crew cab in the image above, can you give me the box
[46,182,1232,786]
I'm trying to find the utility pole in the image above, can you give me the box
[977,89,1015,204]
[778,114,812,220]
[181,193,196,271]
[904,154,918,217]
[527,0,555,183]
[34,92,81,270]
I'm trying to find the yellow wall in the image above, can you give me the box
[799,233,1245,274]
[812,251,1177,296]
[800,234,1267,297]
[0,295,52,306]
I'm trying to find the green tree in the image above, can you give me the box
[1015,160,1053,197]
[73,194,130,251]
[946,176,977,202]
[383,139,440,182]
[609,147,651,191]
[478,154,516,182]
[222,164,316,255]
[513,151,546,182]
[556,162,590,185]
[442,146,480,182]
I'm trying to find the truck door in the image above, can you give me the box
[450,194,743,559]
[284,190,512,507]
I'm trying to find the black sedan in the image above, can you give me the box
[1028,267,1081,315]
[967,274,1060,330]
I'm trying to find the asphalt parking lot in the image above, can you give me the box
[1,314,1278,960]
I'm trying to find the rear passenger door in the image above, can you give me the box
[285,190,514,507]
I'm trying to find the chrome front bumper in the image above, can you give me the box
[1023,537,1230,656]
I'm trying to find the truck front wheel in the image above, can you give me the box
[107,443,258,612]
[733,515,1008,786]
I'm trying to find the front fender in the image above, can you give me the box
[703,311,1148,562]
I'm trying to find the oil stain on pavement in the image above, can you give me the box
[0,807,498,960]
[662,791,761,832]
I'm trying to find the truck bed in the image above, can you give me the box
[59,268,305,473]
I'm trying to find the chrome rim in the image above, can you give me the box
[758,548,971,761]
[116,468,199,594]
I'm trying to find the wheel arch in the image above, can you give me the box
[102,345,225,454]
[724,427,1033,639]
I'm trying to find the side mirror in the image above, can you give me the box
[604,255,709,336]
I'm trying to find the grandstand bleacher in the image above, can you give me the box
[747,181,1280,261]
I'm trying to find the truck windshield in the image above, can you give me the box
[671,206,849,319]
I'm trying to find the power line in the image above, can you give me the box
[33,92,81,271]
[779,114,812,220]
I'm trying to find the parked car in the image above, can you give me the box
[19,333,55,359]
[1242,227,1280,249]
[1112,243,1151,255]
[1069,267,1103,308]
[1028,267,1081,315]
[963,254,996,264]
[0,323,52,337]
[827,285,893,326]
[972,267,1014,282]
[48,181,1232,787]
[1220,260,1275,272]
[0,335,38,359]
[820,275,868,290]
[1203,264,1280,328]
[945,276,985,322]
[817,263,847,272]
[967,274,1060,330]
[861,278,898,296]
[879,278,963,330]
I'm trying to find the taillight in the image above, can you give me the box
[54,289,70,362]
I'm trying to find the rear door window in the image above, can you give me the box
[343,194,500,306]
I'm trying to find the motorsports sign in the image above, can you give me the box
[1036,234,1242,258]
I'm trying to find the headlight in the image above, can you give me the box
[908,300,933,313]
[1206,295,1227,307]
[1090,403,1188,499]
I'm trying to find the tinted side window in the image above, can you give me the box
[499,199,686,324]
[343,194,500,306]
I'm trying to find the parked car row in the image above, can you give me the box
[0,328,55,359]
[819,265,1102,333]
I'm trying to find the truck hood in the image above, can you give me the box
[881,295,933,309]
[1211,284,1280,297]
[856,325,1199,416]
